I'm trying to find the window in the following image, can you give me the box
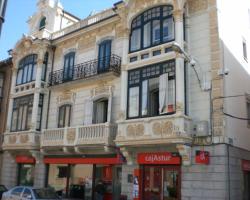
[41,52,49,81]
[11,95,34,132]
[247,99,250,127]
[22,188,32,199]
[0,72,4,98]
[93,98,108,124]
[98,40,112,71]
[58,105,71,128]
[130,5,174,53]
[11,187,24,196]
[63,52,75,81]
[36,94,44,131]
[39,17,46,30]
[243,39,248,61]
[128,60,176,119]
[16,54,37,85]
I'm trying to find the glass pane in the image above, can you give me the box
[36,107,42,130]
[130,29,141,51]
[32,64,37,81]
[58,107,65,128]
[27,64,32,82]
[141,80,148,116]
[21,105,28,130]
[11,110,18,131]
[23,66,28,83]
[153,20,160,45]
[143,22,151,48]
[11,187,24,196]
[19,164,35,186]
[168,79,175,112]
[17,69,23,85]
[41,64,46,81]
[27,107,32,130]
[129,87,139,118]
[65,106,71,127]
[17,106,24,130]
[22,188,32,198]
[163,18,174,42]
[163,170,178,199]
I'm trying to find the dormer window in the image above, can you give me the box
[39,17,46,30]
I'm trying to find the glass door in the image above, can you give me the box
[143,166,180,200]
[98,40,112,72]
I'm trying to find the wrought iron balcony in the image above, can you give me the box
[49,54,121,86]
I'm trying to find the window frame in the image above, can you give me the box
[39,17,46,30]
[63,52,75,81]
[129,5,175,53]
[58,104,72,128]
[11,94,34,132]
[127,60,176,119]
[16,54,37,86]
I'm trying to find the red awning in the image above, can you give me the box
[44,154,124,165]
[16,156,36,164]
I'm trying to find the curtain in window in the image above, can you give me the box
[84,99,93,125]
[141,80,148,116]
[168,79,175,112]
[129,87,140,118]
[143,23,151,48]
[130,29,141,51]
[159,73,169,114]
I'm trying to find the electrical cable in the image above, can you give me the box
[223,111,250,120]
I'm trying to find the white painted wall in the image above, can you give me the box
[217,0,250,150]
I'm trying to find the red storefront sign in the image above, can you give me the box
[137,152,180,165]
[16,156,36,164]
[44,154,124,165]
[242,160,250,171]
[195,151,210,165]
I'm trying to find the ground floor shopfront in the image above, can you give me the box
[2,144,250,200]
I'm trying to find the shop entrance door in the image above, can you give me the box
[142,166,180,200]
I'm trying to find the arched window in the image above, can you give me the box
[58,104,71,128]
[129,5,174,52]
[39,17,46,30]
[16,54,37,85]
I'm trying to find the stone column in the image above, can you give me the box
[173,9,185,114]
[6,68,17,132]
[33,151,46,188]
[31,58,43,130]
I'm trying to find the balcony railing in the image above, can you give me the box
[49,54,121,86]
[41,123,117,148]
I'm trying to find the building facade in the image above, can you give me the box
[1,0,250,199]
[0,57,12,183]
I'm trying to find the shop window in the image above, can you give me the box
[11,95,34,132]
[93,98,108,124]
[58,104,71,128]
[16,54,37,85]
[63,52,75,81]
[128,60,176,119]
[39,17,46,30]
[18,164,35,186]
[58,166,68,178]
[129,5,174,53]
[0,72,4,98]
[98,40,112,72]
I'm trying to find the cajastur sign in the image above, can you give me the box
[137,152,181,164]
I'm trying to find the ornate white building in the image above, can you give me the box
[1,0,250,199]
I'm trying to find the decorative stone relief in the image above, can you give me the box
[152,120,178,136]
[20,134,29,144]
[177,144,191,166]
[9,135,17,144]
[91,85,112,98]
[57,91,76,105]
[126,124,144,137]
[67,128,76,142]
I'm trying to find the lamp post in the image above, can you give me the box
[0,0,8,37]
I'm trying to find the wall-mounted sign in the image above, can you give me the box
[242,160,250,171]
[16,156,36,164]
[137,152,180,165]
[195,151,210,165]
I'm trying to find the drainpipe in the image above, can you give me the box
[0,0,7,36]
[45,46,56,129]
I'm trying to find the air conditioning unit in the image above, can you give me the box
[193,121,209,136]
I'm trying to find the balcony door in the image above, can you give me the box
[58,105,71,128]
[98,40,112,72]
[63,52,75,81]
[93,98,108,124]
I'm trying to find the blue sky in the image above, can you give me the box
[0,0,119,60]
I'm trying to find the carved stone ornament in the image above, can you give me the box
[126,124,144,137]
[67,128,76,142]
[9,135,17,144]
[20,134,29,143]
[57,92,76,104]
[91,85,112,98]
[152,120,178,136]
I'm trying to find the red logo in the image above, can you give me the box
[195,151,209,165]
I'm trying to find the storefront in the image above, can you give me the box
[136,152,181,200]
[16,156,36,186]
[44,154,124,200]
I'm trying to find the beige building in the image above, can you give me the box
[1,0,250,199]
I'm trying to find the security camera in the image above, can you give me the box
[190,59,196,67]
[224,68,229,75]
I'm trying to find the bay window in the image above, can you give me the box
[11,95,33,132]
[129,5,174,53]
[16,54,37,85]
[127,60,175,119]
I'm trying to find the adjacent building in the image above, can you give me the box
[1,0,250,199]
